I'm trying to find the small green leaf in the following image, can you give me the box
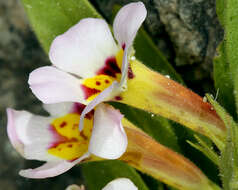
[81,161,149,190]
[206,94,238,190]
[187,135,219,166]
[214,0,238,118]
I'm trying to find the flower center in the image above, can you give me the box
[81,49,124,102]
[48,113,93,161]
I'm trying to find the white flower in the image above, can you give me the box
[28,2,146,130]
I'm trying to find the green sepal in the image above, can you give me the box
[187,135,219,166]
[214,0,238,118]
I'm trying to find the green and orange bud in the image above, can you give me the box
[120,120,221,190]
[119,60,226,149]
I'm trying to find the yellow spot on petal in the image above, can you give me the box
[48,141,88,161]
[115,48,124,70]
[83,74,114,91]
[48,113,93,161]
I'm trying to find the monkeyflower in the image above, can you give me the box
[7,103,127,178]
[28,2,147,130]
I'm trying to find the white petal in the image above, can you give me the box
[7,108,26,156]
[49,18,119,78]
[113,2,147,47]
[6,108,61,162]
[28,66,86,104]
[43,102,75,117]
[19,152,90,179]
[102,178,138,190]
[43,102,89,118]
[89,104,127,159]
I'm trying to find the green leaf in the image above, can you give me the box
[214,0,238,117]
[22,0,101,52]
[81,161,149,190]
[206,94,238,190]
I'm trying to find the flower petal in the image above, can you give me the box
[102,178,138,190]
[79,81,119,131]
[6,108,61,162]
[7,108,26,156]
[28,66,86,104]
[49,18,119,78]
[113,2,146,47]
[88,104,127,159]
[43,103,75,117]
[19,152,90,179]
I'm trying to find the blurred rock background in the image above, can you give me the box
[0,0,223,189]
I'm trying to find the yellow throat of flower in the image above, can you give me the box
[48,113,93,161]
[81,49,124,102]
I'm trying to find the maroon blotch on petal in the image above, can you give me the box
[81,85,101,100]
[60,121,67,128]
[122,43,126,50]
[97,57,121,78]
[128,65,135,79]
[72,103,94,119]
[115,96,123,101]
